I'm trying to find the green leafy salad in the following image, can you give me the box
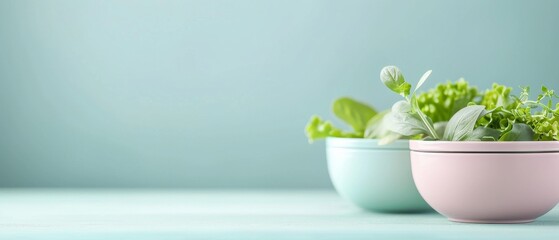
[305,65,559,143]
[382,66,559,142]
[306,70,481,144]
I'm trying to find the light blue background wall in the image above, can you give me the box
[1,0,558,188]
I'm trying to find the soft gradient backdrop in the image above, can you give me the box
[1,0,558,188]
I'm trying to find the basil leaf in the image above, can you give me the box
[434,122,448,139]
[392,100,412,113]
[443,105,488,141]
[386,100,429,136]
[499,123,534,141]
[411,97,439,139]
[389,111,430,136]
[378,132,402,145]
[332,97,377,132]
[364,111,388,139]
[380,66,411,97]
[365,111,402,145]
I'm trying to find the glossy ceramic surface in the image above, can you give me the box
[410,141,559,223]
[326,138,431,213]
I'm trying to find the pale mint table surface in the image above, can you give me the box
[0,189,558,240]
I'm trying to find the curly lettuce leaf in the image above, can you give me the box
[415,79,479,123]
[480,83,514,110]
[476,84,559,141]
[305,115,361,143]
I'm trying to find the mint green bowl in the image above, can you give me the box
[326,137,431,213]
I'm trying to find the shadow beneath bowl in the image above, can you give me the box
[527,214,559,226]
[357,208,436,215]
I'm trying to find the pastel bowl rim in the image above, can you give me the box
[326,137,409,150]
[410,140,559,153]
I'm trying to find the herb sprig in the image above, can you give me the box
[382,66,558,141]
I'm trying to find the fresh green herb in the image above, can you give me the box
[442,105,487,141]
[380,66,411,98]
[380,66,440,140]
[415,79,479,123]
[478,85,559,141]
[381,66,558,141]
[364,111,403,145]
[389,100,432,136]
[499,123,534,141]
[305,97,383,142]
[332,97,377,133]
[464,127,501,141]
[307,65,558,143]
[305,115,360,143]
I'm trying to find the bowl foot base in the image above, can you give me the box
[448,218,535,224]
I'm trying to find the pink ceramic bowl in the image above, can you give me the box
[410,141,559,223]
